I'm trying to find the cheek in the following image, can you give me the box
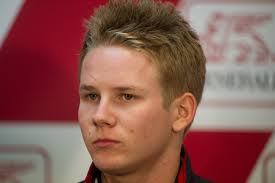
[125,106,169,141]
[78,103,92,139]
[78,102,93,125]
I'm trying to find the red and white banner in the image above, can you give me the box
[0,0,274,182]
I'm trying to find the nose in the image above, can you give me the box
[92,99,116,128]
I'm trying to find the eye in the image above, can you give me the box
[122,93,135,101]
[87,93,99,101]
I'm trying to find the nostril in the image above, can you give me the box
[92,116,105,127]
[92,110,116,128]
[92,116,115,127]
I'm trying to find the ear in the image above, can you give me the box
[172,92,197,133]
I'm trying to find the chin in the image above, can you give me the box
[93,155,135,175]
[95,162,130,175]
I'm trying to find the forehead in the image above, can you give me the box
[80,46,160,89]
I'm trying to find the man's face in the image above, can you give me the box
[78,46,175,174]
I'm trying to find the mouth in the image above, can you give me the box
[93,138,120,148]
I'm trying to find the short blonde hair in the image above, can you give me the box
[79,0,206,107]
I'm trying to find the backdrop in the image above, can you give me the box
[0,0,274,182]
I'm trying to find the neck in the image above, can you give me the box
[101,146,181,183]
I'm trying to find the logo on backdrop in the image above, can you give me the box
[0,146,51,183]
[179,0,275,107]
[178,0,275,181]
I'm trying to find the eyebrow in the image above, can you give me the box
[79,84,96,91]
[79,84,146,93]
[114,86,146,93]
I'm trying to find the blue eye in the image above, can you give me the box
[122,93,134,101]
[88,93,98,101]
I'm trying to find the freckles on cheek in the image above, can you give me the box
[78,104,92,126]
[78,112,92,139]
[81,124,94,149]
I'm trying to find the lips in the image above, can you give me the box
[93,138,120,148]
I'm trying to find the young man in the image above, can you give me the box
[78,0,209,182]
